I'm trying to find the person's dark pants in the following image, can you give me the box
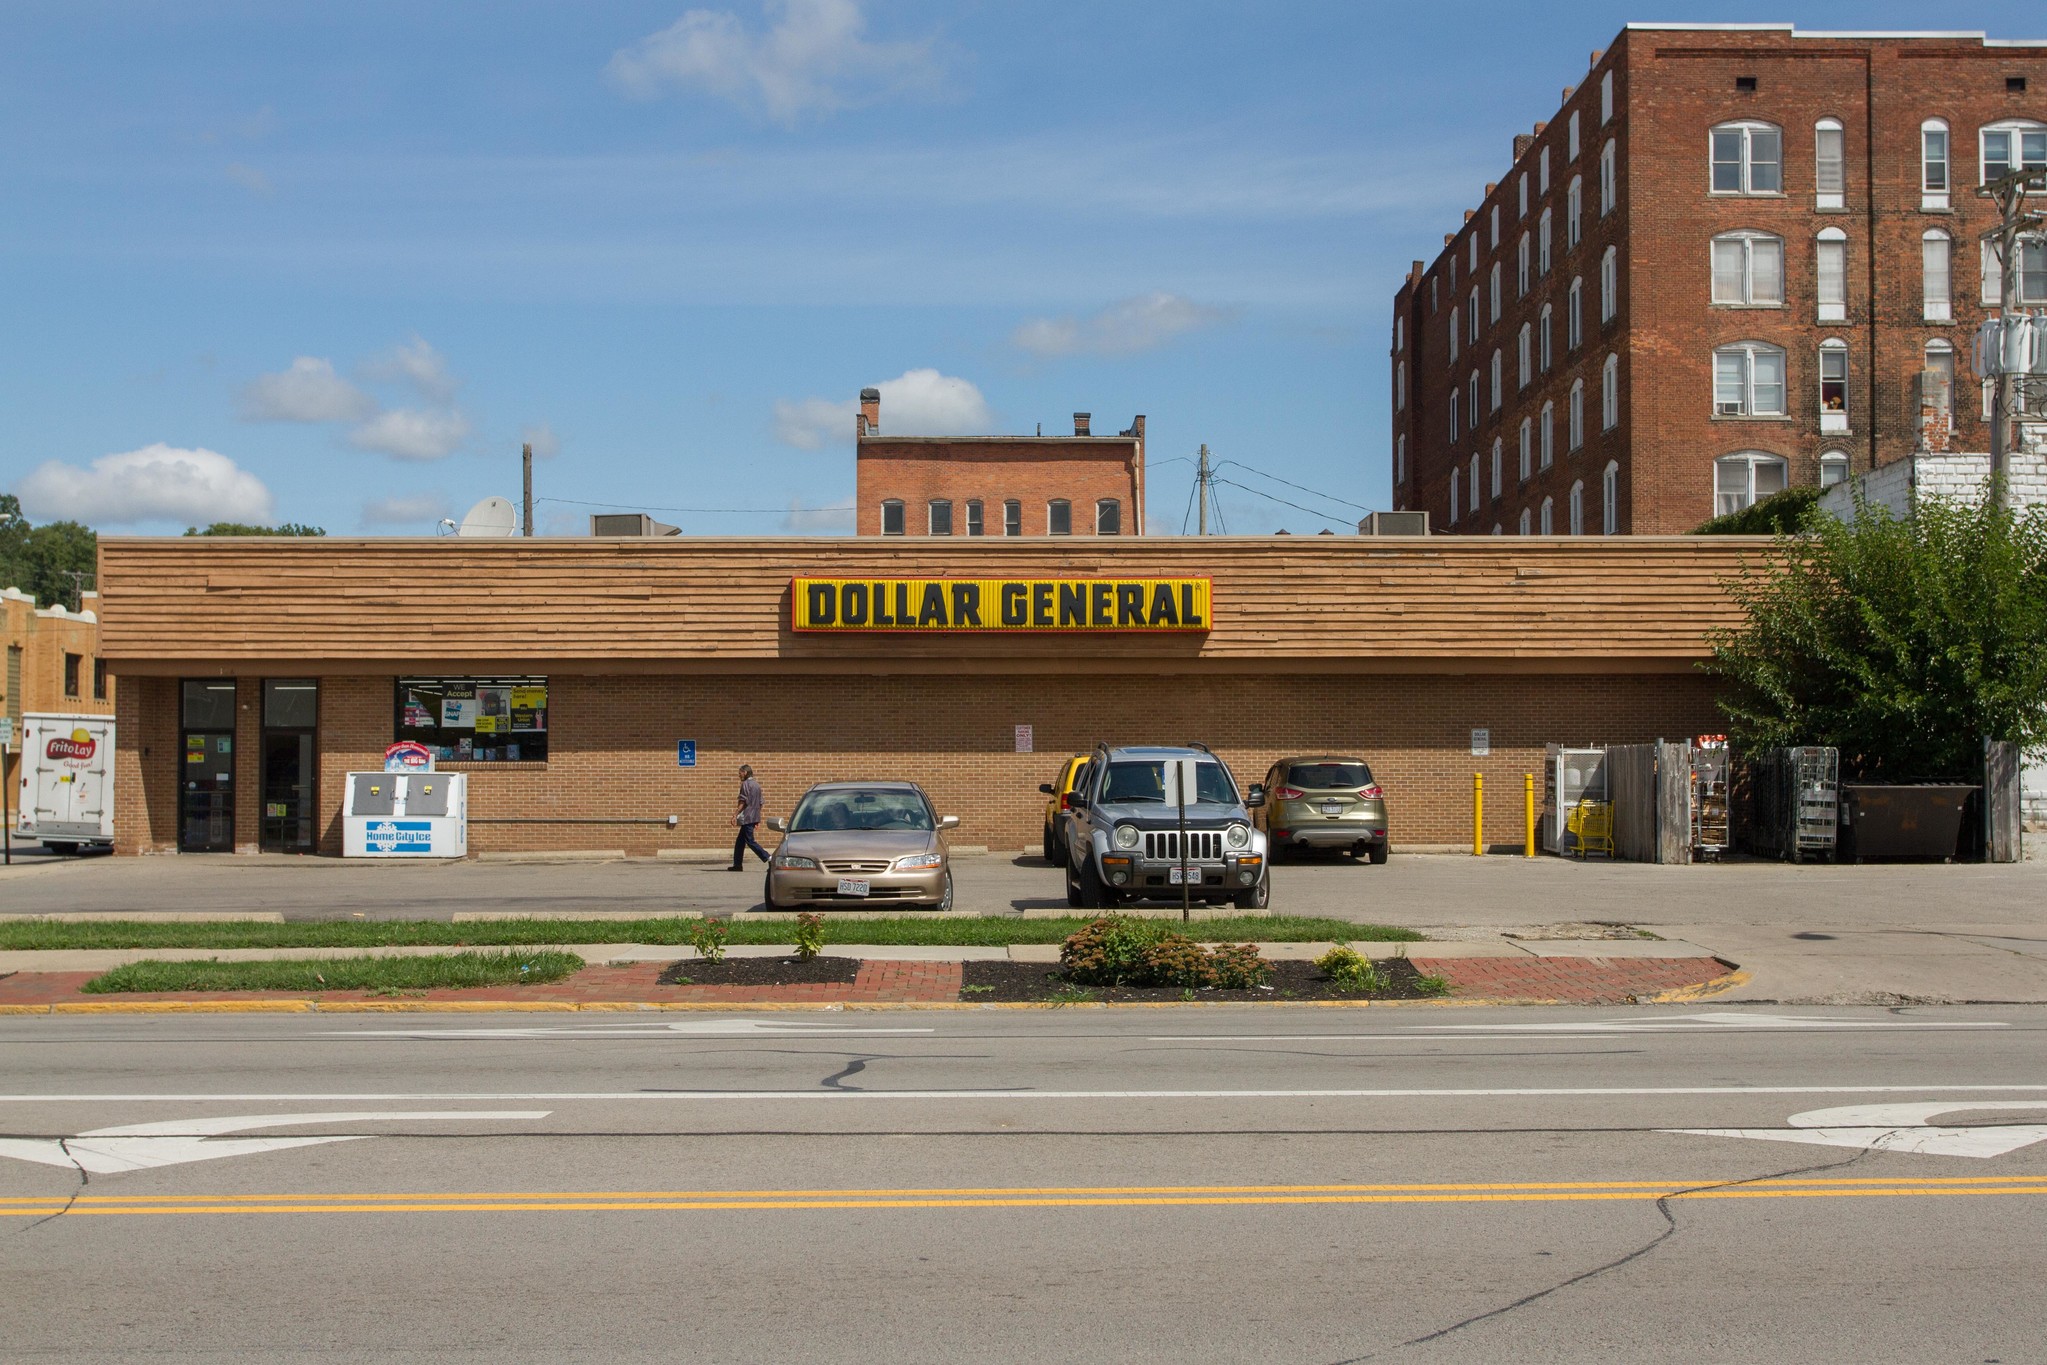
[733,823,769,867]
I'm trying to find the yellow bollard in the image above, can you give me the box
[1524,773,1537,857]
[1473,773,1484,857]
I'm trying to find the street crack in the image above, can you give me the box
[12,1138,89,1235]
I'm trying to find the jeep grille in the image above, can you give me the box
[1144,830,1223,862]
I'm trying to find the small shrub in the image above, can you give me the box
[1061,916,1170,986]
[1140,933,1218,989]
[1316,944,1383,993]
[793,912,825,961]
[689,918,728,964]
[1414,973,1452,996]
[1207,943,1273,989]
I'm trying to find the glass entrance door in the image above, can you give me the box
[260,680,318,853]
[179,680,237,853]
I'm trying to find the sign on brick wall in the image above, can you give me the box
[792,578,1211,632]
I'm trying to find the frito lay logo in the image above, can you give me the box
[47,730,96,762]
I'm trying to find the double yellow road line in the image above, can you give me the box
[4,1176,2047,1218]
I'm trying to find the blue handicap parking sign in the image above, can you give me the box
[677,740,697,768]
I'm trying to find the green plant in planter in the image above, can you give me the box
[1207,943,1273,989]
[1060,915,1170,986]
[1316,944,1383,993]
[793,912,825,961]
[689,918,728,964]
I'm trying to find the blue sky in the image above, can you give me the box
[2,1,2038,538]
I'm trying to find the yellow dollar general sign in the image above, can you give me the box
[792,577,1211,632]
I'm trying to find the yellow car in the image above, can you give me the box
[1036,754,1090,862]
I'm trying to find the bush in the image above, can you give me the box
[1691,486,1820,536]
[1060,916,1272,989]
[1315,944,1383,993]
[689,918,728,964]
[793,912,824,961]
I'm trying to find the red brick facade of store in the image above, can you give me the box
[1389,25,2047,536]
[854,390,1145,537]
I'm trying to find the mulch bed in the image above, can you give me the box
[656,956,860,987]
[957,958,1447,1003]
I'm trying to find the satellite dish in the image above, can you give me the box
[456,496,518,538]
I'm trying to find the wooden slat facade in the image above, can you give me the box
[96,536,1773,676]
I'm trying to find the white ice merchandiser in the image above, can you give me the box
[342,771,468,858]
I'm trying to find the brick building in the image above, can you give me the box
[1389,23,2047,535]
[2,587,113,818]
[854,388,1145,537]
[97,535,1759,857]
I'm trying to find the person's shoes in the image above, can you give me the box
[725,864,744,871]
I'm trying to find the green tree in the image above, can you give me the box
[0,494,99,609]
[183,522,326,537]
[1706,487,2047,779]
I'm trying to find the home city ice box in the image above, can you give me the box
[342,771,468,858]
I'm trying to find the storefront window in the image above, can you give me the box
[396,677,548,763]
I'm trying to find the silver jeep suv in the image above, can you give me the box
[1061,744,1271,910]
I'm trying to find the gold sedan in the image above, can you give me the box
[763,782,960,910]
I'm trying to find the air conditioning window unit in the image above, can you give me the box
[589,513,681,537]
[1357,511,1430,535]
[1715,401,1743,416]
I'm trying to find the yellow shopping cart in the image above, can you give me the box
[1567,798,1615,859]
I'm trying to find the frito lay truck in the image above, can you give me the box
[15,714,115,854]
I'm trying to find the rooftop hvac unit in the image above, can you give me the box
[1357,511,1430,535]
[589,513,681,537]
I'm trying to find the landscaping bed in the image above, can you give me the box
[958,957,1449,1003]
[657,956,860,988]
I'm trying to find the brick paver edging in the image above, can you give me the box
[0,954,1743,1013]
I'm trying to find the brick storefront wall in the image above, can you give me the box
[1391,25,2047,536]
[854,439,1142,538]
[115,670,1722,855]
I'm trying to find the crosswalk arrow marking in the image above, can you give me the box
[1665,1101,2047,1160]
[0,1110,550,1175]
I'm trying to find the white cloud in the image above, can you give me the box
[363,334,458,403]
[521,421,562,459]
[237,356,376,423]
[360,493,453,529]
[772,368,993,449]
[606,0,946,126]
[224,162,274,197]
[348,408,473,462]
[781,498,854,533]
[15,444,274,526]
[1012,292,1234,358]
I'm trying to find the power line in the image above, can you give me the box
[1214,460,1373,514]
[536,496,849,516]
[1211,477,1349,529]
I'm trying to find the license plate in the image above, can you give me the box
[1320,802,1346,816]
[1168,867,1203,885]
[836,878,871,897]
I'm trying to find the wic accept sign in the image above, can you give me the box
[791,578,1211,633]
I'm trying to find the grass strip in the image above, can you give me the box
[80,950,584,995]
[2,915,1419,952]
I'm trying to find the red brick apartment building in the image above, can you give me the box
[854,388,1145,537]
[1389,23,2047,535]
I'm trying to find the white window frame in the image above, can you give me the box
[1539,146,1551,195]
[1469,453,1481,514]
[1491,438,1503,499]
[1518,418,1533,480]
[1980,119,2047,189]
[1710,121,1784,196]
[1819,450,1850,489]
[1568,380,1585,451]
[1539,402,1555,468]
[1489,350,1502,411]
[1602,461,1620,534]
[1710,230,1784,307]
[1600,141,1617,214]
[1095,498,1121,536]
[1469,370,1480,426]
[1540,496,1554,535]
[1815,228,1847,323]
[1489,263,1502,322]
[1566,176,1582,248]
[1449,467,1460,525]
[1449,383,1460,442]
[1396,360,1407,410]
[1539,304,1553,371]
[1003,499,1022,537]
[1713,341,1789,418]
[928,498,953,536]
[1518,174,1529,218]
[1985,234,2047,305]
[1047,498,1072,535]
[1469,288,1480,341]
[1600,71,1613,124]
[1924,340,1957,429]
[1567,278,1583,349]
[1568,480,1584,536]
[1518,233,1531,296]
[1601,353,1619,430]
[1395,434,1406,485]
[1921,119,1950,210]
[1819,339,1850,433]
[1519,508,1532,536]
[1517,323,1532,389]
[1569,111,1582,161]
[1538,208,1553,276]
[1469,235,1479,274]
[1714,452,1788,516]
[1449,310,1460,364]
[1922,229,1952,321]
[1814,118,1845,209]
[1599,246,1618,323]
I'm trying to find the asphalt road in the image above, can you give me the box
[2,1004,2044,1362]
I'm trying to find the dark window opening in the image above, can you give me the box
[880,499,904,535]
[92,658,107,701]
[396,677,548,763]
[2010,76,2029,93]
[1002,500,1022,536]
[1047,499,1072,535]
[63,653,81,698]
[1735,75,1758,92]
[965,499,984,536]
[1095,498,1122,535]
[928,499,953,536]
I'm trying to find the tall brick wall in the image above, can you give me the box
[118,669,1724,856]
[855,436,1142,537]
[1393,25,2047,536]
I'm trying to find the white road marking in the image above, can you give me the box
[1150,1012,2013,1041]
[0,1111,550,1174]
[331,1020,936,1039]
[0,1086,2044,1104]
[1666,1101,2047,1160]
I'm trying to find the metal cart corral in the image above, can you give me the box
[1689,736,1731,861]
[1746,746,1840,862]
[1544,745,1609,855]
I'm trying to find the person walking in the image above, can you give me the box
[729,764,769,870]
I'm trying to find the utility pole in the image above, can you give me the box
[1984,169,2045,511]
[1197,444,1211,535]
[521,443,534,537]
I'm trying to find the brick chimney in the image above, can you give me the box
[1073,412,1091,436]
[857,387,880,437]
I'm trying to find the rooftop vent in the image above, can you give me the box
[1358,511,1430,536]
[589,513,680,537]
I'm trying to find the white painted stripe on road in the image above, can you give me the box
[1,1085,2046,1104]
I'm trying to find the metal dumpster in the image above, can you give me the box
[1838,784,1976,863]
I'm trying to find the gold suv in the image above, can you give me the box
[1252,756,1389,864]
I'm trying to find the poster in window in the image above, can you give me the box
[441,696,477,729]
[474,714,499,735]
